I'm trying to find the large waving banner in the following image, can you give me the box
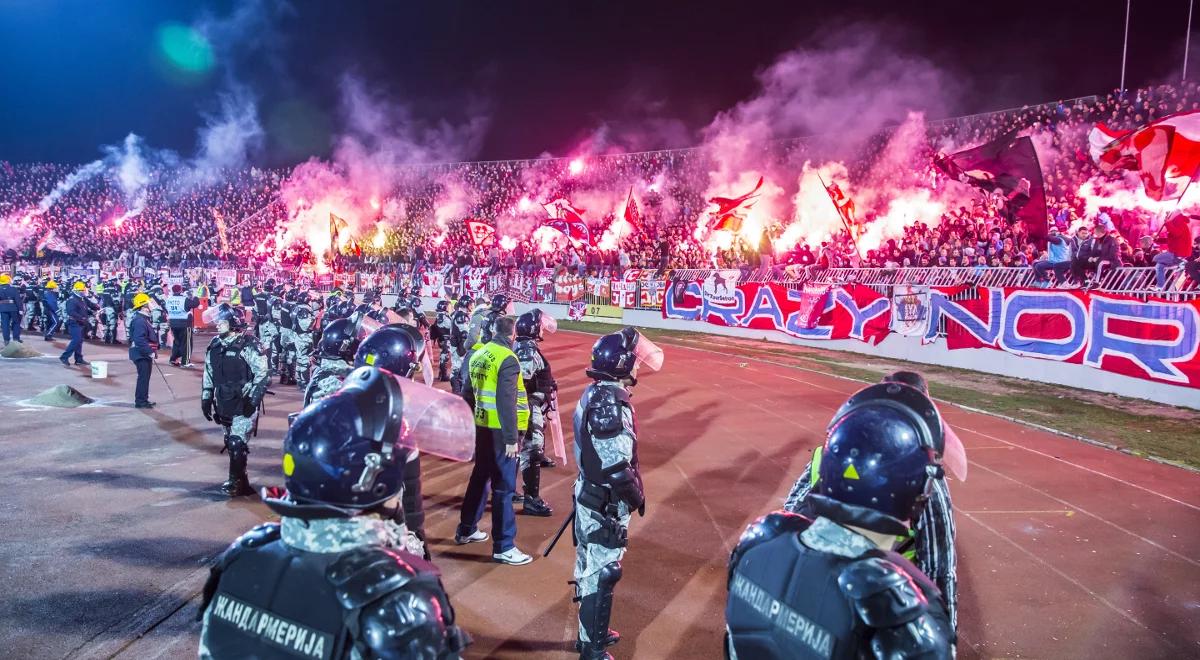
[926,286,1200,389]
[663,281,891,345]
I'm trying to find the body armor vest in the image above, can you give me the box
[209,336,253,420]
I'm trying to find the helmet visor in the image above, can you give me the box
[201,304,222,325]
[386,374,475,462]
[941,421,968,482]
[354,310,403,341]
[540,310,558,335]
[632,333,664,371]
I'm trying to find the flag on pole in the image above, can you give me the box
[542,198,592,245]
[823,181,858,238]
[709,176,763,216]
[934,130,1048,247]
[36,230,73,254]
[623,187,641,233]
[329,212,348,248]
[466,219,496,247]
[1088,110,1200,200]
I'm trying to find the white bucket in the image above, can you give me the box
[90,361,109,379]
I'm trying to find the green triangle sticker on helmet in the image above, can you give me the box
[842,463,861,480]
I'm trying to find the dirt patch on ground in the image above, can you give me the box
[26,384,94,408]
[1,342,43,359]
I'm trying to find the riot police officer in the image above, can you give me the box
[782,371,964,631]
[355,325,430,557]
[572,327,663,659]
[513,308,559,516]
[431,300,453,382]
[725,381,955,659]
[291,293,318,388]
[97,279,120,344]
[302,318,358,407]
[197,367,472,659]
[261,287,283,376]
[277,290,297,385]
[480,293,510,345]
[448,296,474,393]
[200,304,270,497]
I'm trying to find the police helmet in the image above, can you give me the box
[489,293,510,313]
[587,327,663,382]
[269,367,406,517]
[816,383,941,525]
[515,308,556,341]
[435,300,450,314]
[294,304,313,321]
[355,325,423,378]
[318,318,359,361]
[409,295,422,312]
[209,303,247,332]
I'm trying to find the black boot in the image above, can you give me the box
[575,562,622,659]
[438,359,450,382]
[521,464,552,516]
[221,435,255,497]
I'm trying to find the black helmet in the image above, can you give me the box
[409,295,422,312]
[587,326,662,382]
[268,367,406,518]
[285,289,297,302]
[208,302,247,332]
[355,325,423,378]
[272,285,284,297]
[515,308,555,341]
[816,383,941,527]
[294,305,314,321]
[436,300,450,313]
[318,318,358,361]
[455,295,472,310]
[264,278,276,289]
[489,293,510,313]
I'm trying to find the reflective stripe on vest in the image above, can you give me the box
[468,342,529,431]
[165,295,189,320]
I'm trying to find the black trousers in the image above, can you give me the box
[133,358,152,405]
[169,322,191,363]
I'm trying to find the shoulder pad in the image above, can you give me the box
[838,555,928,628]
[587,386,630,439]
[207,336,222,350]
[218,522,281,570]
[729,511,810,575]
[326,546,421,610]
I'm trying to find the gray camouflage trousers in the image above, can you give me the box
[278,327,295,378]
[258,322,278,373]
[226,410,258,442]
[518,393,548,471]
[292,331,314,386]
[573,482,631,645]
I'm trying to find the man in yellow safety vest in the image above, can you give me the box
[455,314,533,566]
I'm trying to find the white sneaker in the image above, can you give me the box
[454,530,489,545]
[492,547,532,565]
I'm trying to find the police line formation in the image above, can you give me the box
[0,271,962,659]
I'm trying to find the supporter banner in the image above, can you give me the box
[534,268,556,303]
[213,269,237,288]
[926,286,1200,389]
[587,276,610,301]
[463,267,488,297]
[638,278,666,309]
[891,285,931,337]
[555,274,585,302]
[568,300,587,320]
[611,269,641,308]
[333,273,354,291]
[421,272,446,298]
[664,281,890,345]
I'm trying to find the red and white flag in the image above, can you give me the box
[1088,110,1200,200]
[622,187,641,234]
[466,220,496,247]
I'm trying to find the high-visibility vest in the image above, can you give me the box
[165,295,190,320]
[467,342,529,431]
[195,284,209,299]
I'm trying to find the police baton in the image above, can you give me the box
[542,501,576,558]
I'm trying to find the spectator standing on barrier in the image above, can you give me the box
[1069,225,1097,287]
[455,315,533,566]
[0,274,21,345]
[1153,212,1195,290]
[165,284,198,367]
[1032,225,1072,287]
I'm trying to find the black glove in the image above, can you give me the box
[201,398,213,421]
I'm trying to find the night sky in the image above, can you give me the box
[0,0,1194,165]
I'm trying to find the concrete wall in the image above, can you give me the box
[497,300,1200,410]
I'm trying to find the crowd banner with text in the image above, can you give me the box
[924,285,1200,389]
[663,280,891,345]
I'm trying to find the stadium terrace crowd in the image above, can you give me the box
[2,83,1198,290]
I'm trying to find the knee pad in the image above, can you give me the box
[224,434,248,456]
[597,561,623,591]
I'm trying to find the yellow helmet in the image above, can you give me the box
[45,280,58,289]
[73,281,87,292]
[0,274,11,285]
[132,292,152,309]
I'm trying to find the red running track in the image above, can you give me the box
[420,330,1200,659]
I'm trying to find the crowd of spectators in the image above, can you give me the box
[3,83,1198,289]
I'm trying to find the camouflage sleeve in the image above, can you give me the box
[598,406,636,472]
[242,340,270,393]
[201,344,214,398]
[782,462,814,513]
[518,354,538,380]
